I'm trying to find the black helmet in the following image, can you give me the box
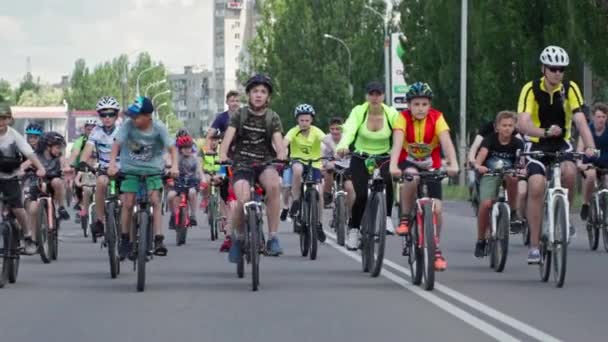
[245,73,273,94]
[42,131,66,147]
[176,127,190,138]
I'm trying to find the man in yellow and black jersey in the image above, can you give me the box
[517,45,596,264]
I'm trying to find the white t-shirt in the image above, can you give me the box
[87,125,120,168]
[0,127,34,179]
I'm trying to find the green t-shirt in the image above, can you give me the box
[71,135,87,166]
[336,102,399,155]
[285,125,325,169]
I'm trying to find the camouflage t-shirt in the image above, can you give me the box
[229,107,283,164]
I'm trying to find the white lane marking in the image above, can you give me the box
[324,231,562,342]
[322,237,518,341]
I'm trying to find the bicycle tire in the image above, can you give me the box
[588,199,599,250]
[90,208,97,243]
[539,234,551,282]
[601,193,608,253]
[209,194,217,240]
[1,223,9,287]
[8,225,20,283]
[176,207,187,246]
[81,213,88,238]
[106,202,119,279]
[299,199,310,257]
[37,201,50,264]
[493,204,510,273]
[136,211,149,292]
[248,207,260,291]
[370,192,387,277]
[335,195,346,246]
[49,218,58,261]
[309,190,319,261]
[408,212,423,285]
[422,201,436,291]
[553,196,568,287]
[360,206,371,273]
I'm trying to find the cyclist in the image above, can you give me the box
[336,81,399,250]
[284,103,326,242]
[25,123,44,151]
[80,96,122,237]
[578,103,608,220]
[200,130,221,211]
[108,96,178,259]
[471,111,524,257]
[517,45,595,264]
[321,117,347,207]
[0,104,46,255]
[220,73,287,260]
[388,82,459,271]
[68,119,97,222]
[206,90,241,148]
[167,134,202,235]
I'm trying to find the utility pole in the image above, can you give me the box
[458,0,468,185]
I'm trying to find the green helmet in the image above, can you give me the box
[405,82,433,102]
[0,103,12,118]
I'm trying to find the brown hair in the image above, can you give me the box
[495,110,517,125]
[592,102,608,116]
[226,90,239,101]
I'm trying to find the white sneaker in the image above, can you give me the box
[346,228,360,250]
[385,217,395,235]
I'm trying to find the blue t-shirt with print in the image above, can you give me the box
[115,119,172,175]
[211,111,230,135]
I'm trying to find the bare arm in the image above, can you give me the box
[220,126,236,160]
[467,135,484,164]
[67,145,80,166]
[272,132,286,160]
[389,130,405,170]
[438,131,459,171]
[80,144,95,165]
[474,147,489,170]
[574,112,596,149]
[517,112,545,138]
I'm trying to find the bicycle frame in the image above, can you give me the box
[543,164,570,245]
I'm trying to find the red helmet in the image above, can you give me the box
[176,135,194,148]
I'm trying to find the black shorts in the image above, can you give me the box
[0,178,23,209]
[525,140,574,177]
[219,178,230,202]
[398,160,442,200]
[232,165,276,185]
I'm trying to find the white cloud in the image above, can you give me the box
[0,16,26,42]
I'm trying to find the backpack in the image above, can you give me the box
[0,142,24,173]
[349,105,393,152]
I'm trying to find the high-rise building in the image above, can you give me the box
[168,66,216,137]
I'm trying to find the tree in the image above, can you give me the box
[15,72,40,104]
[0,80,12,104]
[17,86,63,106]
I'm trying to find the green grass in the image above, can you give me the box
[443,185,470,201]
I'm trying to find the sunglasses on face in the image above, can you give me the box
[99,112,117,118]
[547,66,566,73]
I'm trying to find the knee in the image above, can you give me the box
[51,178,63,189]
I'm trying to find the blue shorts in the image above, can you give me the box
[282,167,292,187]
[292,162,322,183]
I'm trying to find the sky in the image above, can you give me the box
[0,0,214,85]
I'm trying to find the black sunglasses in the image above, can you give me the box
[547,66,566,73]
[99,112,117,118]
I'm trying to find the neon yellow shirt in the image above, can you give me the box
[201,146,220,173]
[285,125,325,169]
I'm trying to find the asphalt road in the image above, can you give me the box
[0,201,605,342]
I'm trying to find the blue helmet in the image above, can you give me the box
[25,123,43,136]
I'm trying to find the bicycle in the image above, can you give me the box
[217,160,285,291]
[467,162,480,217]
[24,175,61,264]
[354,152,389,278]
[330,162,350,247]
[75,163,97,240]
[97,169,121,279]
[171,176,198,246]
[396,169,447,291]
[290,157,328,260]
[0,189,23,287]
[206,172,224,241]
[521,150,586,288]
[583,166,608,252]
[122,173,163,292]
[480,160,519,272]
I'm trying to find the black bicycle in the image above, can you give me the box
[355,152,389,278]
[330,164,350,247]
[0,188,22,287]
[100,168,121,279]
[291,157,328,260]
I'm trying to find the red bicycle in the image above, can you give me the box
[172,177,198,246]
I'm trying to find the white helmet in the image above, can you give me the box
[96,96,121,112]
[539,45,569,67]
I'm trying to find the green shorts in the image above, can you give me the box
[479,175,501,202]
[120,175,163,193]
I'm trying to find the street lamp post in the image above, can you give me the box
[121,49,144,110]
[364,5,390,105]
[136,65,162,96]
[151,89,171,106]
[155,102,168,121]
[144,79,167,97]
[323,33,353,98]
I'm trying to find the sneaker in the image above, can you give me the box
[474,240,486,258]
[323,192,333,208]
[228,239,242,263]
[58,206,70,221]
[92,220,104,237]
[317,223,326,243]
[154,235,168,256]
[395,218,410,236]
[118,235,131,261]
[23,237,37,255]
[290,199,300,218]
[189,215,197,226]
[580,203,590,221]
[266,237,283,256]
[220,236,232,253]
[510,212,523,234]
[168,215,175,230]
[385,217,395,235]
[280,208,289,222]
[434,250,447,271]
[346,228,360,250]
[527,247,541,264]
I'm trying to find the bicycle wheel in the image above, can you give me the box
[370,192,387,277]
[90,207,97,243]
[360,206,371,273]
[49,218,58,261]
[209,194,217,241]
[309,190,319,261]
[136,211,149,292]
[1,223,9,287]
[8,225,20,283]
[335,195,346,246]
[587,199,599,251]
[299,199,310,257]
[539,233,551,282]
[106,202,119,279]
[247,207,260,291]
[408,212,423,285]
[176,207,187,246]
[602,193,608,253]
[422,201,436,291]
[237,239,245,278]
[81,213,88,238]
[552,196,568,287]
[37,201,50,264]
[492,204,510,273]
